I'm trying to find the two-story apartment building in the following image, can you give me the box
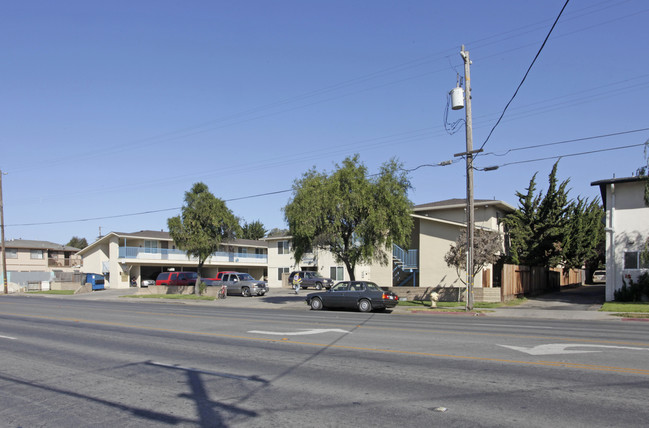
[262,235,392,289]
[591,176,649,301]
[76,198,512,292]
[77,230,268,289]
[2,239,81,289]
[398,199,514,289]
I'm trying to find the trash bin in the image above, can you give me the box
[84,273,105,290]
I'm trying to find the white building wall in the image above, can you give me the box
[605,180,649,301]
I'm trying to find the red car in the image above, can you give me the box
[204,271,237,281]
[155,271,197,286]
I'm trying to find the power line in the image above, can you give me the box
[7,136,645,227]
[6,189,293,227]
[476,0,571,153]
[482,127,649,157]
[477,142,647,171]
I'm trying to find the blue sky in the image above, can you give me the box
[2,0,648,246]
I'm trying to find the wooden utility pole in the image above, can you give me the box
[453,45,482,311]
[1,170,7,294]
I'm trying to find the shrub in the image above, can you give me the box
[615,272,649,302]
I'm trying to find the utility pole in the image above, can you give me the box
[453,45,481,311]
[1,170,7,294]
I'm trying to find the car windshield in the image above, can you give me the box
[238,273,255,281]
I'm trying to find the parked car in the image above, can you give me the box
[305,281,399,312]
[204,272,268,297]
[140,279,156,287]
[155,271,197,286]
[592,270,606,284]
[288,271,334,290]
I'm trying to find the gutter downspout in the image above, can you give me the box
[605,183,616,302]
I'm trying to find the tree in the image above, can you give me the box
[444,228,504,286]
[530,161,570,267]
[284,155,413,281]
[502,173,539,265]
[167,182,240,294]
[66,236,88,249]
[241,220,267,240]
[562,197,604,270]
[267,228,289,237]
[503,161,604,270]
[635,138,649,205]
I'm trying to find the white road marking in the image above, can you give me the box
[248,328,350,336]
[0,335,17,340]
[499,343,649,356]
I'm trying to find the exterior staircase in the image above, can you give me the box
[393,244,418,287]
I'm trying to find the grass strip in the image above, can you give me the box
[123,294,215,301]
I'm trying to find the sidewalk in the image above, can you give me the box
[18,284,624,321]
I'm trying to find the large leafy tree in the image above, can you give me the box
[66,236,88,249]
[444,228,504,284]
[267,227,289,237]
[241,220,267,240]
[168,182,240,293]
[284,155,413,281]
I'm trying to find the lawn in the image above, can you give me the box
[27,290,75,295]
[398,298,527,310]
[123,294,215,301]
[600,302,649,318]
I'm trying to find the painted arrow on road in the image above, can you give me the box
[499,343,649,356]
[248,328,350,336]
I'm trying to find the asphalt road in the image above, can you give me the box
[1,295,647,427]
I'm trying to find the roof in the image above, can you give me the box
[413,199,515,212]
[5,239,80,252]
[77,230,267,255]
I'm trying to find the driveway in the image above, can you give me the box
[512,284,605,311]
[487,284,611,320]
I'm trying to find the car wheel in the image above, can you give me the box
[315,282,322,290]
[241,287,251,297]
[310,297,323,310]
[358,299,372,312]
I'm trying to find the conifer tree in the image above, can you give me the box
[502,173,539,265]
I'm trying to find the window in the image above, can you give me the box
[624,251,649,269]
[330,266,344,281]
[144,240,158,254]
[255,248,265,255]
[625,252,638,269]
[31,250,44,259]
[278,267,289,281]
[6,249,17,259]
[278,241,289,255]
[237,247,248,255]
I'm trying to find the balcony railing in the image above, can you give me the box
[48,258,80,267]
[118,246,267,264]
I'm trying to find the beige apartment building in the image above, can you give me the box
[75,199,512,292]
[2,239,82,290]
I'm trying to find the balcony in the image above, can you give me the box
[48,258,81,268]
[118,246,267,264]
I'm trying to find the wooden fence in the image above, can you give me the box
[501,264,584,301]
